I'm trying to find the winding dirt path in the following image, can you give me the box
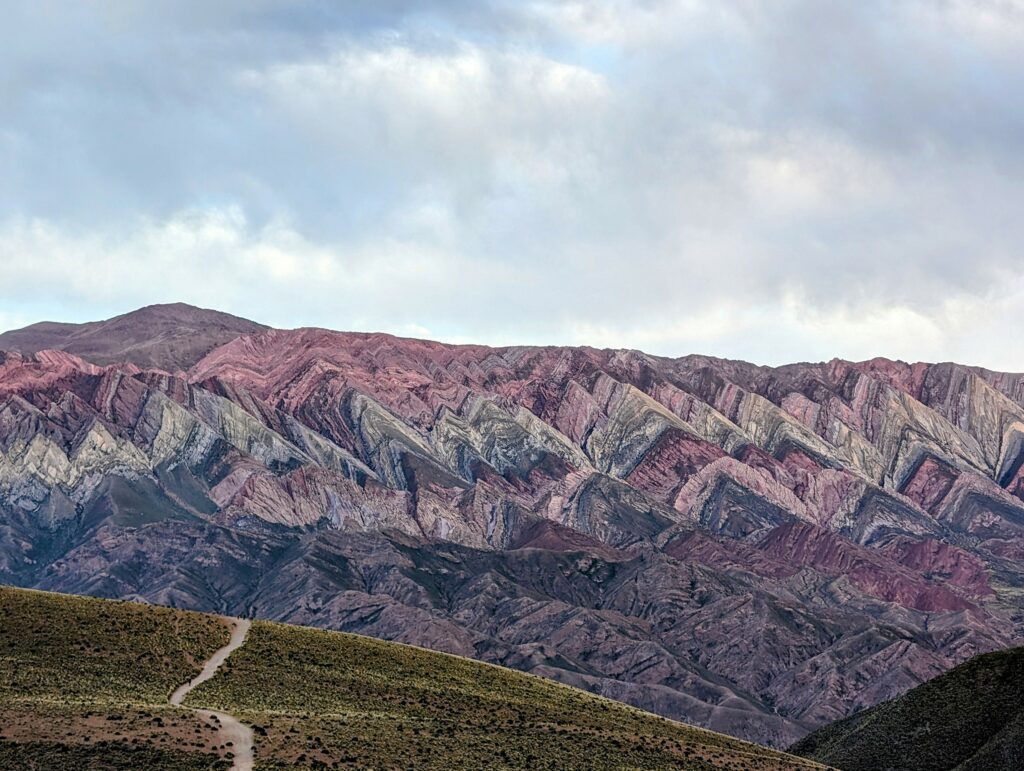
[170,618,254,771]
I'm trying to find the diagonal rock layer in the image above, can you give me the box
[3,306,1024,748]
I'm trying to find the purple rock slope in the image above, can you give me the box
[3,304,1024,747]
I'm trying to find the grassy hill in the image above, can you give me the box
[0,585,823,770]
[789,646,1024,771]
[0,585,232,770]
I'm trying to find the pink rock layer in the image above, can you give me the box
[3,304,1024,748]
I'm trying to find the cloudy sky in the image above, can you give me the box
[2,1,1023,368]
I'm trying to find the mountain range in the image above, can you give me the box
[3,303,1024,748]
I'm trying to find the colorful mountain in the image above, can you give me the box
[3,304,1024,748]
[0,303,266,371]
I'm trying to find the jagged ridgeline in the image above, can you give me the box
[0,586,823,770]
[3,304,1024,748]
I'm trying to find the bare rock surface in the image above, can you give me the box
[0,303,266,371]
[3,305,1024,748]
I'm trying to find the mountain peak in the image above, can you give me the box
[0,303,267,371]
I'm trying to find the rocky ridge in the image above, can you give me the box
[3,307,1024,748]
[0,303,266,371]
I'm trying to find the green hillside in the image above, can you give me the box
[789,646,1024,771]
[1,585,822,770]
[0,585,231,770]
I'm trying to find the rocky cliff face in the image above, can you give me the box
[3,309,1024,748]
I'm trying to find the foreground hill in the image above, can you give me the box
[790,645,1024,770]
[0,585,232,770]
[0,586,822,770]
[4,304,1024,746]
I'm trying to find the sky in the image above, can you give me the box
[1,1,1023,368]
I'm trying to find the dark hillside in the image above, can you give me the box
[790,646,1024,771]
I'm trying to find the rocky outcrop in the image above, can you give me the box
[3,306,1024,749]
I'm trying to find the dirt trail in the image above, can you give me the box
[170,618,254,771]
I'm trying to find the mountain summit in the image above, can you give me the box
[0,303,266,371]
[2,305,1024,748]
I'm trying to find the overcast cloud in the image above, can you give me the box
[1,0,1023,367]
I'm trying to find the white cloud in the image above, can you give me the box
[239,42,609,162]
[919,0,1024,54]
[5,204,1024,370]
[0,207,519,333]
[1,1,1023,370]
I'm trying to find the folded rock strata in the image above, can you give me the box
[2,306,1024,749]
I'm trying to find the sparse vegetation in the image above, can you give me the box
[0,585,232,769]
[0,584,229,705]
[0,585,822,770]
[0,739,228,770]
[187,620,822,770]
[790,646,1024,770]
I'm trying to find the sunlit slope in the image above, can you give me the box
[0,585,231,770]
[186,619,824,770]
[0,585,823,770]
